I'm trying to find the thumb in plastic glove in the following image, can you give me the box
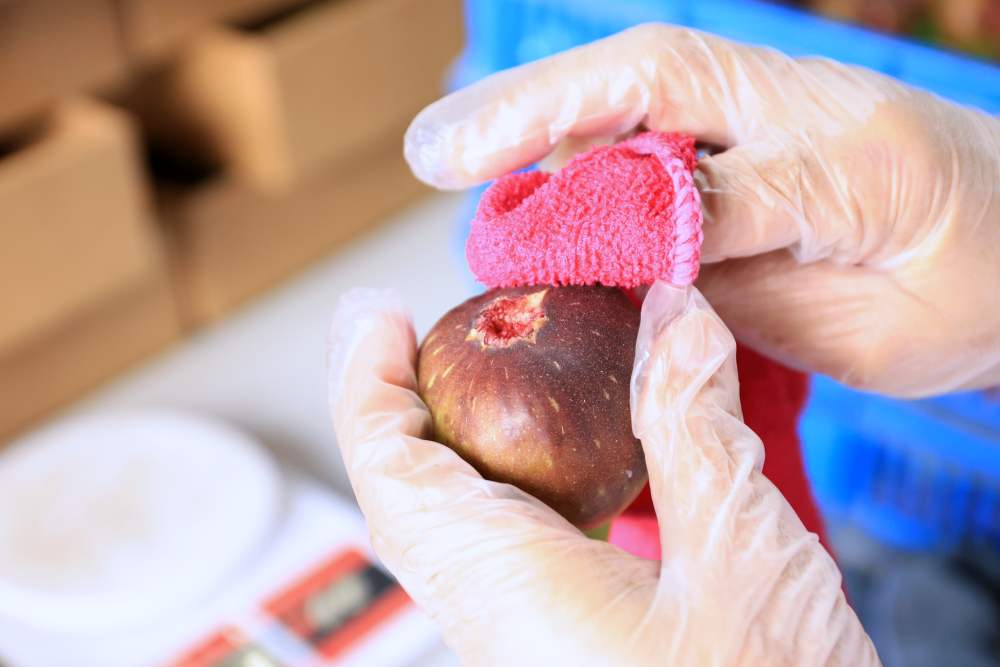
[405,24,1000,397]
[328,283,879,666]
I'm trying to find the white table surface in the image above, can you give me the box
[9,192,472,666]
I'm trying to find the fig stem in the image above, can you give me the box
[584,521,611,542]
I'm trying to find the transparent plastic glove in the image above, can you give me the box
[327,283,880,666]
[404,24,1000,397]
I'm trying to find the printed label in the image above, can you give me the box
[167,548,412,667]
[262,549,412,660]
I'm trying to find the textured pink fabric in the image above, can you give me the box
[466,132,703,289]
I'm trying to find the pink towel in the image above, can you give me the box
[466,132,703,289]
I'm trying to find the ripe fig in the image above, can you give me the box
[417,286,647,529]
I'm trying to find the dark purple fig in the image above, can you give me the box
[417,285,647,529]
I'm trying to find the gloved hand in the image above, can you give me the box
[328,282,879,666]
[405,24,1000,397]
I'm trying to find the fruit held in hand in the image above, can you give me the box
[417,286,647,528]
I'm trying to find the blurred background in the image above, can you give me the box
[0,0,998,666]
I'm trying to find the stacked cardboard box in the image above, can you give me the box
[160,133,427,323]
[0,0,127,133]
[117,0,305,63]
[131,0,463,324]
[0,0,463,439]
[129,0,463,189]
[0,100,180,439]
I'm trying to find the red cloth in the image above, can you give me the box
[467,132,703,289]
[468,131,828,558]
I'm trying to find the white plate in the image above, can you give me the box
[0,410,282,634]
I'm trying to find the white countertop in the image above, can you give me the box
[8,192,473,667]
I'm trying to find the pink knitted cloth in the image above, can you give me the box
[466,132,703,288]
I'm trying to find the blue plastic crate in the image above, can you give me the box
[444,0,1000,553]
[800,377,1000,552]
[453,0,1000,113]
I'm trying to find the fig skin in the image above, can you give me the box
[417,285,647,529]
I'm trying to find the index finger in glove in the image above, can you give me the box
[630,282,879,665]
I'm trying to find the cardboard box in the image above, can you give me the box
[116,0,305,64]
[0,0,126,132]
[0,98,165,354]
[0,98,179,440]
[160,131,428,324]
[129,0,462,190]
[0,272,180,442]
